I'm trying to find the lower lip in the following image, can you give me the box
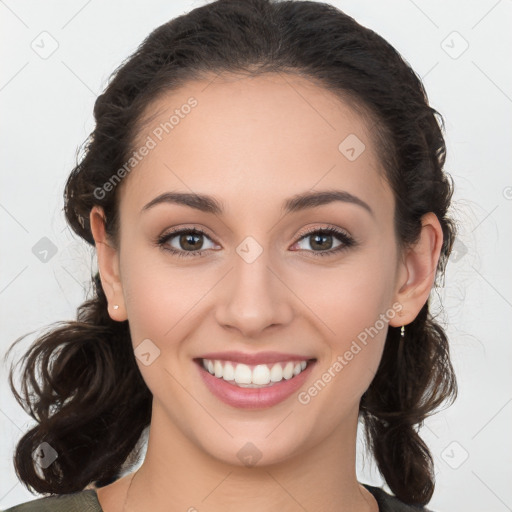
[195,359,316,409]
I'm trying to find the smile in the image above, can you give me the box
[201,358,312,387]
[194,357,317,409]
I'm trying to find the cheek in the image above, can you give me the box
[119,254,210,397]
[292,256,396,396]
[293,254,395,336]
[120,247,217,346]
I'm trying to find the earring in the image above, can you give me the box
[113,304,119,310]
[400,325,405,338]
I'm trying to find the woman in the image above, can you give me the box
[4,0,457,510]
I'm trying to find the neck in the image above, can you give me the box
[114,400,376,512]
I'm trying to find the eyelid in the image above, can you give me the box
[295,224,352,240]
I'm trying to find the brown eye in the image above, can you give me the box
[292,227,355,257]
[157,228,218,258]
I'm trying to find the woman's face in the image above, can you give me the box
[95,73,408,467]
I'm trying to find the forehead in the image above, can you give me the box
[120,72,393,222]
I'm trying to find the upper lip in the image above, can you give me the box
[196,351,316,366]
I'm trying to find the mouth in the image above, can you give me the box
[193,357,317,409]
[194,357,317,387]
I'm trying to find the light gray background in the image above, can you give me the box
[1,0,511,510]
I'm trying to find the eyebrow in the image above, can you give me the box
[141,189,374,217]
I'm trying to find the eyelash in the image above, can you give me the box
[156,226,356,259]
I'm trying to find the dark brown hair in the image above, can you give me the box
[5,0,457,505]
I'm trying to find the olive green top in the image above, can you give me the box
[2,484,435,511]
[2,489,101,512]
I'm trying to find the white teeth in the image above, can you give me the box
[223,361,235,381]
[201,358,311,387]
[283,361,294,380]
[252,364,271,385]
[234,363,252,384]
[270,363,283,383]
[214,360,223,378]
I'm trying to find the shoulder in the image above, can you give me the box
[362,484,437,512]
[2,489,102,512]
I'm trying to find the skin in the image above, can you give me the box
[91,72,443,512]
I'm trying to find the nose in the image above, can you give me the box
[214,249,293,338]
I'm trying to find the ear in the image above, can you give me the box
[89,206,127,322]
[389,212,444,328]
